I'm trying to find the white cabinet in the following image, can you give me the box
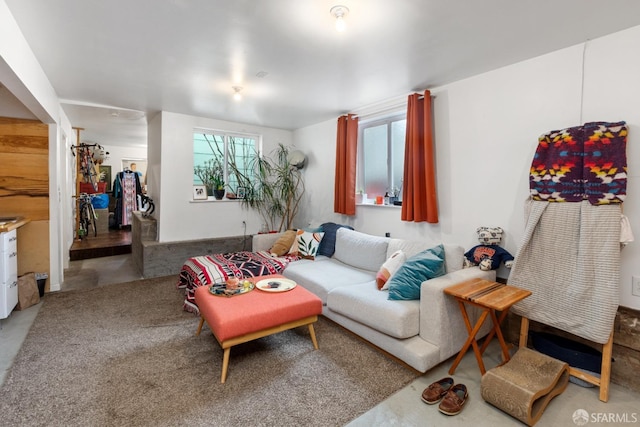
[0,229,18,319]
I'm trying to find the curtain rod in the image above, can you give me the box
[344,92,436,120]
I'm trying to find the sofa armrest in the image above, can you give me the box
[251,232,285,252]
[419,267,497,362]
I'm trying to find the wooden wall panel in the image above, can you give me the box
[0,117,49,221]
[17,221,50,278]
[0,117,50,283]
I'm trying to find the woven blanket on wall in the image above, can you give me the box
[530,121,627,205]
[177,251,299,314]
[509,200,620,344]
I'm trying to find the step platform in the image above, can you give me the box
[481,347,569,426]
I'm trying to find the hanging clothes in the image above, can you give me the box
[113,170,142,227]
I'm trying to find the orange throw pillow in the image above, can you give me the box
[269,230,297,256]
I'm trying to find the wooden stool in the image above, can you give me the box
[444,278,531,375]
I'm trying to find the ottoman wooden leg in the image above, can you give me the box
[196,316,205,336]
[308,323,319,350]
[221,347,231,383]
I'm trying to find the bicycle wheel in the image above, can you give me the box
[79,203,89,240]
[89,203,97,237]
[81,147,99,191]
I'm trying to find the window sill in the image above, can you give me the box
[356,203,401,208]
[190,197,243,203]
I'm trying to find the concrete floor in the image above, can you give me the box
[2,254,638,426]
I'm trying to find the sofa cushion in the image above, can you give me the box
[377,250,407,290]
[283,258,375,304]
[269,229,297,256]
[387,244,446,300]
[327,282,420,339]
[333,228,389,272]
[291,229,324,260]
[387,239,464,274]
[317,222,354,257]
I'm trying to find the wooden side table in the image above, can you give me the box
[444,278,531,375]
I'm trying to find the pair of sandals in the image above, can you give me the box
[421,377,468,416]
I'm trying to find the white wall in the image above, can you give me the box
[294,25,640,310]
[102,144,148,185]
[153,111,294,242]
[1,0,73,291]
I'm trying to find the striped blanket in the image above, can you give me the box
[177,251,299,314]
[509,200,620,344]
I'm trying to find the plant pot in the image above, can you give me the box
[213,189,226,200]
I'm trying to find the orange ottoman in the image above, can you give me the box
[194,274,322,383]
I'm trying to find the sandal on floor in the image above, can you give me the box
[421,377,454,404]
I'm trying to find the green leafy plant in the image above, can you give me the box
[227,143,304,232]
[194,158,225,192]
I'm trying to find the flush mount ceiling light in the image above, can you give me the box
[330,5,349,32]
[232,86,243,101]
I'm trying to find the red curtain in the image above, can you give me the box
[334,114,358,215]
[401,90,438,223]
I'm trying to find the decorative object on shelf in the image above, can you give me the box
[213,188,225,200]
[193,185,207,200]
[194,157,225,197]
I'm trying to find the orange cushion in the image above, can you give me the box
[194,275,322,342]
[269,230,297,256]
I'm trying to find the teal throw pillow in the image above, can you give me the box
[387,244,446,300]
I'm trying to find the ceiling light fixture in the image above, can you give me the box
[232,86,243,101]
[330,5,349,32]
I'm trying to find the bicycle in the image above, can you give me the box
[71,143,105,192]
[77,193,98,239]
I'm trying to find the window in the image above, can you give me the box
[357,114,406,200]
[193,129,260,194]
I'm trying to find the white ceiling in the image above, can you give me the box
[6,0,640,147]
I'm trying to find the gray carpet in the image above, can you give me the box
[0,276,416,426]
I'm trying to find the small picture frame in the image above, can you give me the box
[236,186,246,199]
[193,185,207,200]
[99,165,112,192]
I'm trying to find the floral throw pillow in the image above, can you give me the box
[292,229,325,260]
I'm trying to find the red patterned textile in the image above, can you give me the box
[530,121,627,205]
[177,251,299,314]
[121,172,137,225]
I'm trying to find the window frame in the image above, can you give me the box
[193,128,262,195]
[356,112,406,202]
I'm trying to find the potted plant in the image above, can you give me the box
[194,158,225,199]
[227,143,304,231]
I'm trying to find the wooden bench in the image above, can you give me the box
[194,274,322,383]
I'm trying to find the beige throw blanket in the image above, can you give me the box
[509,200,620,344]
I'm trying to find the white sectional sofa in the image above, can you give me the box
[253,228,496,373]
